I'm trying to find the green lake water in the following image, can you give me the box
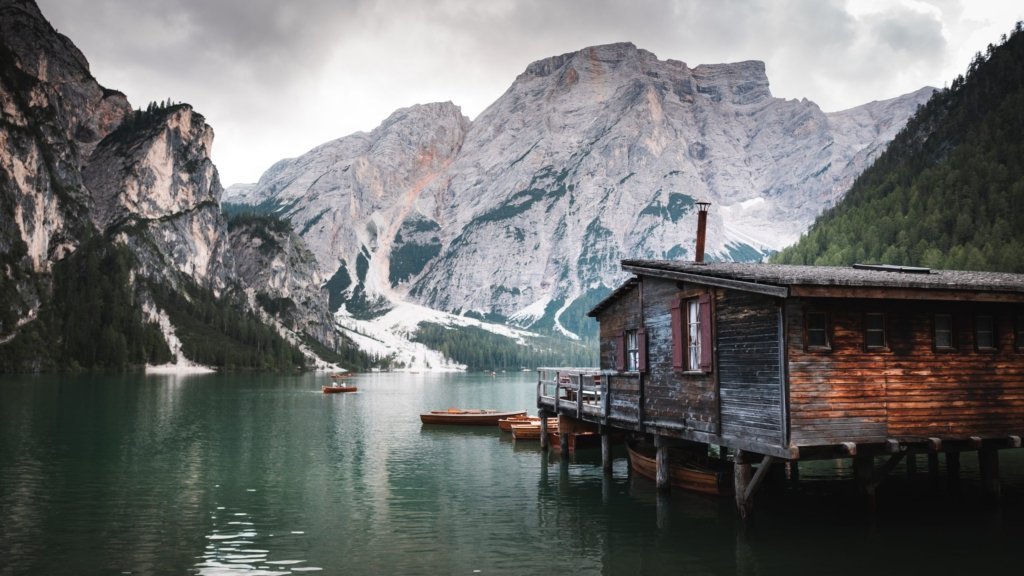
[2,372,1023,575]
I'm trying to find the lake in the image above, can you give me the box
[2,371,1022,575]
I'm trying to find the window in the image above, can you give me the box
[687,300,702,371]
[864,313,886,350]
[805,311,830,350]
[625,329,639,371]
[975,315,996,350]
[934,314,955,350]
[1017,314,1024,352]
[671,294,712,373]
[615,327,646,372]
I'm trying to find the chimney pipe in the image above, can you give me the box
[695,201,711,263]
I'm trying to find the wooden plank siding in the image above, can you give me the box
[786,299,1024,445]
[716,290,785,447]
[642,279,719,434]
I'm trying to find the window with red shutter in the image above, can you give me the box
[670,302,683,370]
[698,293,713,372]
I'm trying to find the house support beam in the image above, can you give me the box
[654,435,670,492]
[733,450,775,519]
[601,427,612,475]
[979,447,1001,501]
[539,410,550,450]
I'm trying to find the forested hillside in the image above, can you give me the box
[774,23,1024,271]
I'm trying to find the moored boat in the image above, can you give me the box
[322,384,357,393]
[419,409,527,426]
[626,441,732,496]
[498,415,540,432]
[510,418,558,440]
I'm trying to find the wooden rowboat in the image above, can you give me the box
[626,441,732,496]
[498,415,540,432]
[419,409,527,426]
[510,418,558,440]
[322,384,357,393]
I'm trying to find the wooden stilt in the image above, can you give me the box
[655,435,670,492]
[853,454,876,514]
[927,452,940,481]
[979,447,1001,501]
[733,450,753,519]
[946,450,961,484]
[539,410,549,450]
[905,453,917,479]
[788,460,800,484]
[601,429,612,475]
[559,426,570,459]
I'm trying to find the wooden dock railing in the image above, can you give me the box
[537,368,611,419]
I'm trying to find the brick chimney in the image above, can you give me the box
[695,201,711,263]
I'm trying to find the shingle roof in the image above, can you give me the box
[621,260,1024,292]
[589,260,1024,317]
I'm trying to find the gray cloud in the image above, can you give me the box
[35,0,1024,184]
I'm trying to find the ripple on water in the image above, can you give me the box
[195,501,321,575]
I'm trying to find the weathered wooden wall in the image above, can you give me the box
[642,279,718,434]
[787,299,1024,445]
[597,284,642,429]
[717,290,785,447]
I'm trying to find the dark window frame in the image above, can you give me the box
[1016,313,1024,353]
[625,329,639,372]
[804,310,831,351]
[933,313,956,352]
[864,312,888,351]
[974,314,997,352]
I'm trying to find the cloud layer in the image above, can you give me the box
[37,0,1023,185]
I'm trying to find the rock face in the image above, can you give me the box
[0,0,246,357]
[0,0,132,335]
[83,105,233,292]
[227,42,933,337]
[228,216,337,350]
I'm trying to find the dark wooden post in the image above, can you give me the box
[655,435,670,492]
[788,460,800,484]
[946,450,961,485]
[539,410,550,450]
[853,454,876,513]
[601,427,612,475]
[560,427,570,459]
[734,449,753,519]
[927,452,940,483]
[905,453,917,479]
[979,447,1001,501]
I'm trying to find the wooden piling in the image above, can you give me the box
[655,435,670,492]
[979,447,1001,501]
[946,450,961,484]
[733,449,753,519]
[601,429,612,475]
[539,411,549,450]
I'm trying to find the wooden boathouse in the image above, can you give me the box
[538,257,1024,516]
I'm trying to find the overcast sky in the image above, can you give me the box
[37,0,1024,186]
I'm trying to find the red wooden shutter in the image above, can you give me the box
[637,326,648,373]
[699,293,713,372]
[615,331,626,372]
[670,302,683,370]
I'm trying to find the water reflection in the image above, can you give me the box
[196,498,321,574]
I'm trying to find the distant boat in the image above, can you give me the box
[420,409,527,426]
[322,384,357,394]
[626,441,731,496]
[329,372,353,380]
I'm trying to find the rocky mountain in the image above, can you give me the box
[0,0,309,371]
[227,213,338,351]
[226,42,932,338]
